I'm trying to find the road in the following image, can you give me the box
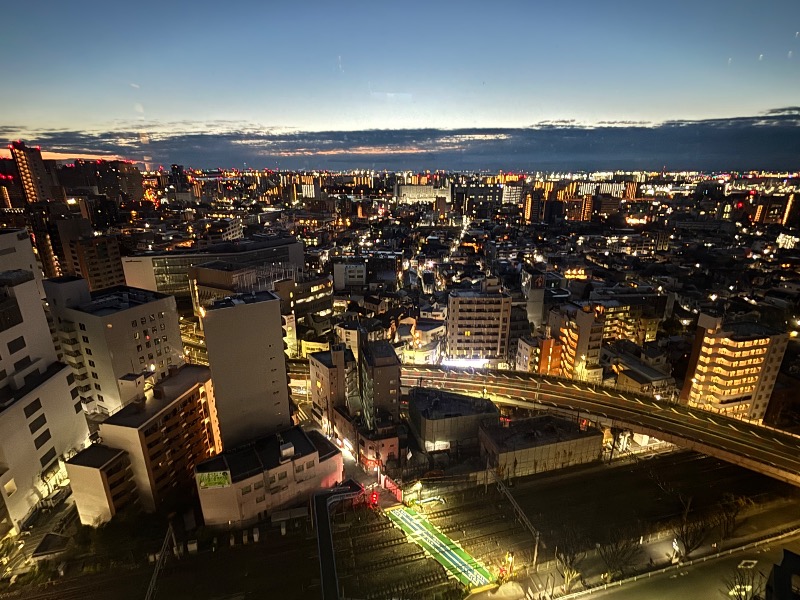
[577,532,800,600]
[401,365,800,486]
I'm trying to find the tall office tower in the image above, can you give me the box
[309,344,358,436]
[445,290,512,367]
[64,236,126,291]
[203,291,291,448]
[680,313,788,422]
[44,278,183,415]
[0,269,89,535]
[9,141,51,204]
[549,303,603,383]
[0,229,44,298]
[359,340,401,428]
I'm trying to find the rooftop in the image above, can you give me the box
[481,415,602,451]
[725,320,783,340]
[102,365,211,429]
[75,286,172,317]
[0,270,34,287]
[67,443,126,469]
[195,426,322,483]
[410,389,498,420]
[207,290,280,310]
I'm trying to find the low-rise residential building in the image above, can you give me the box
[195,426,342,528]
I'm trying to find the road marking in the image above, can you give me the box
[670,407,679,414]
[689,412,700,420]
[633,398,644,404]
[707,418,718,426]
[729,423,739,432]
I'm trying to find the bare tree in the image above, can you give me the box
[555,526,586,593]
[598,529,642,581]
[672,497,711,560]
[720,566,765,600]
[716,493,753,540]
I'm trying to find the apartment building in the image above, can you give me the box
[0,270,89,535]
[359,340,401,428]
[44,278,183,415]
[516,335,562,376]
[78,365,219,515]
[445,290,512,367]
[309,345,358,436]
[681,313,788,421]
[64,236,126,291]
[549,303,603,383]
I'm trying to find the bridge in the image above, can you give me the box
[400,365,800,487]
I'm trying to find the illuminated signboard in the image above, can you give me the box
[196,471,231,489]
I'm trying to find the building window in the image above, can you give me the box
[242,485,252,495]
[23,398,42,418]
[3,479,16,497]
[306,460,314,469]
[255,495,265,503]
[269,475,276,484]
[85,348,92,356]
[91,372,98,379]
[131,320,137,328]
[254,481,264,490]
[39,447,57,468]
[140,317,146,325]
[74,401,82,414]
[82,336,90,344]
[295,464,304,473]
[79,323,86,331]
[88,360,95,368]
[134,332,140,340]
[7,336,25,354]
[34,429,51,450]
[278,471,287,480]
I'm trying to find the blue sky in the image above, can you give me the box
[1,0,799,168]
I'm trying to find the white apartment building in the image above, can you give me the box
[0,270,89,535]
[196,426,342,528]
[203,291,290,448]
[44,278,183,415]
[309,345,358,436]
[0,229,44,298]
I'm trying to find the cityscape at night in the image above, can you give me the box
[2,1,800,600]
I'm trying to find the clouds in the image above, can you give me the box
[2,108,799,171]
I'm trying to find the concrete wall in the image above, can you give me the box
[66,463,112,526]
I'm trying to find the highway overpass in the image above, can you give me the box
[401,365,800,487]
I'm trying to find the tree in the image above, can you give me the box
[598,529,642,581]
[715,494,752,541]
[555,526,587,593]
[672,497,711,560]
[720,566,765,600]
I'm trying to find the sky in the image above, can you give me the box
[1,0,799,170]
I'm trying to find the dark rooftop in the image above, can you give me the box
[195,426,323,483]
[481,415,602,451]
[67,444,126,469]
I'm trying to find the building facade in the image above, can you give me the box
[44,278,183,415]
[0,270,89,535]
[203,291,291,448]
[446,290,511,366]
[681,313,788,421]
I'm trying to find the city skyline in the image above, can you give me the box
[2,0,799,169]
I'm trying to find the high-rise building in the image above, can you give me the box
[203,291,291,448]
[516,335,562,376]
[44,278,183,415]
[9,141,51,204]
[0,269,89,535]
[681,313,788,421]
[64,236,126,291]
[446,290,512,367]
[0,229,44,298]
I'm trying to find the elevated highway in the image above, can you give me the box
[400,365,800,487]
